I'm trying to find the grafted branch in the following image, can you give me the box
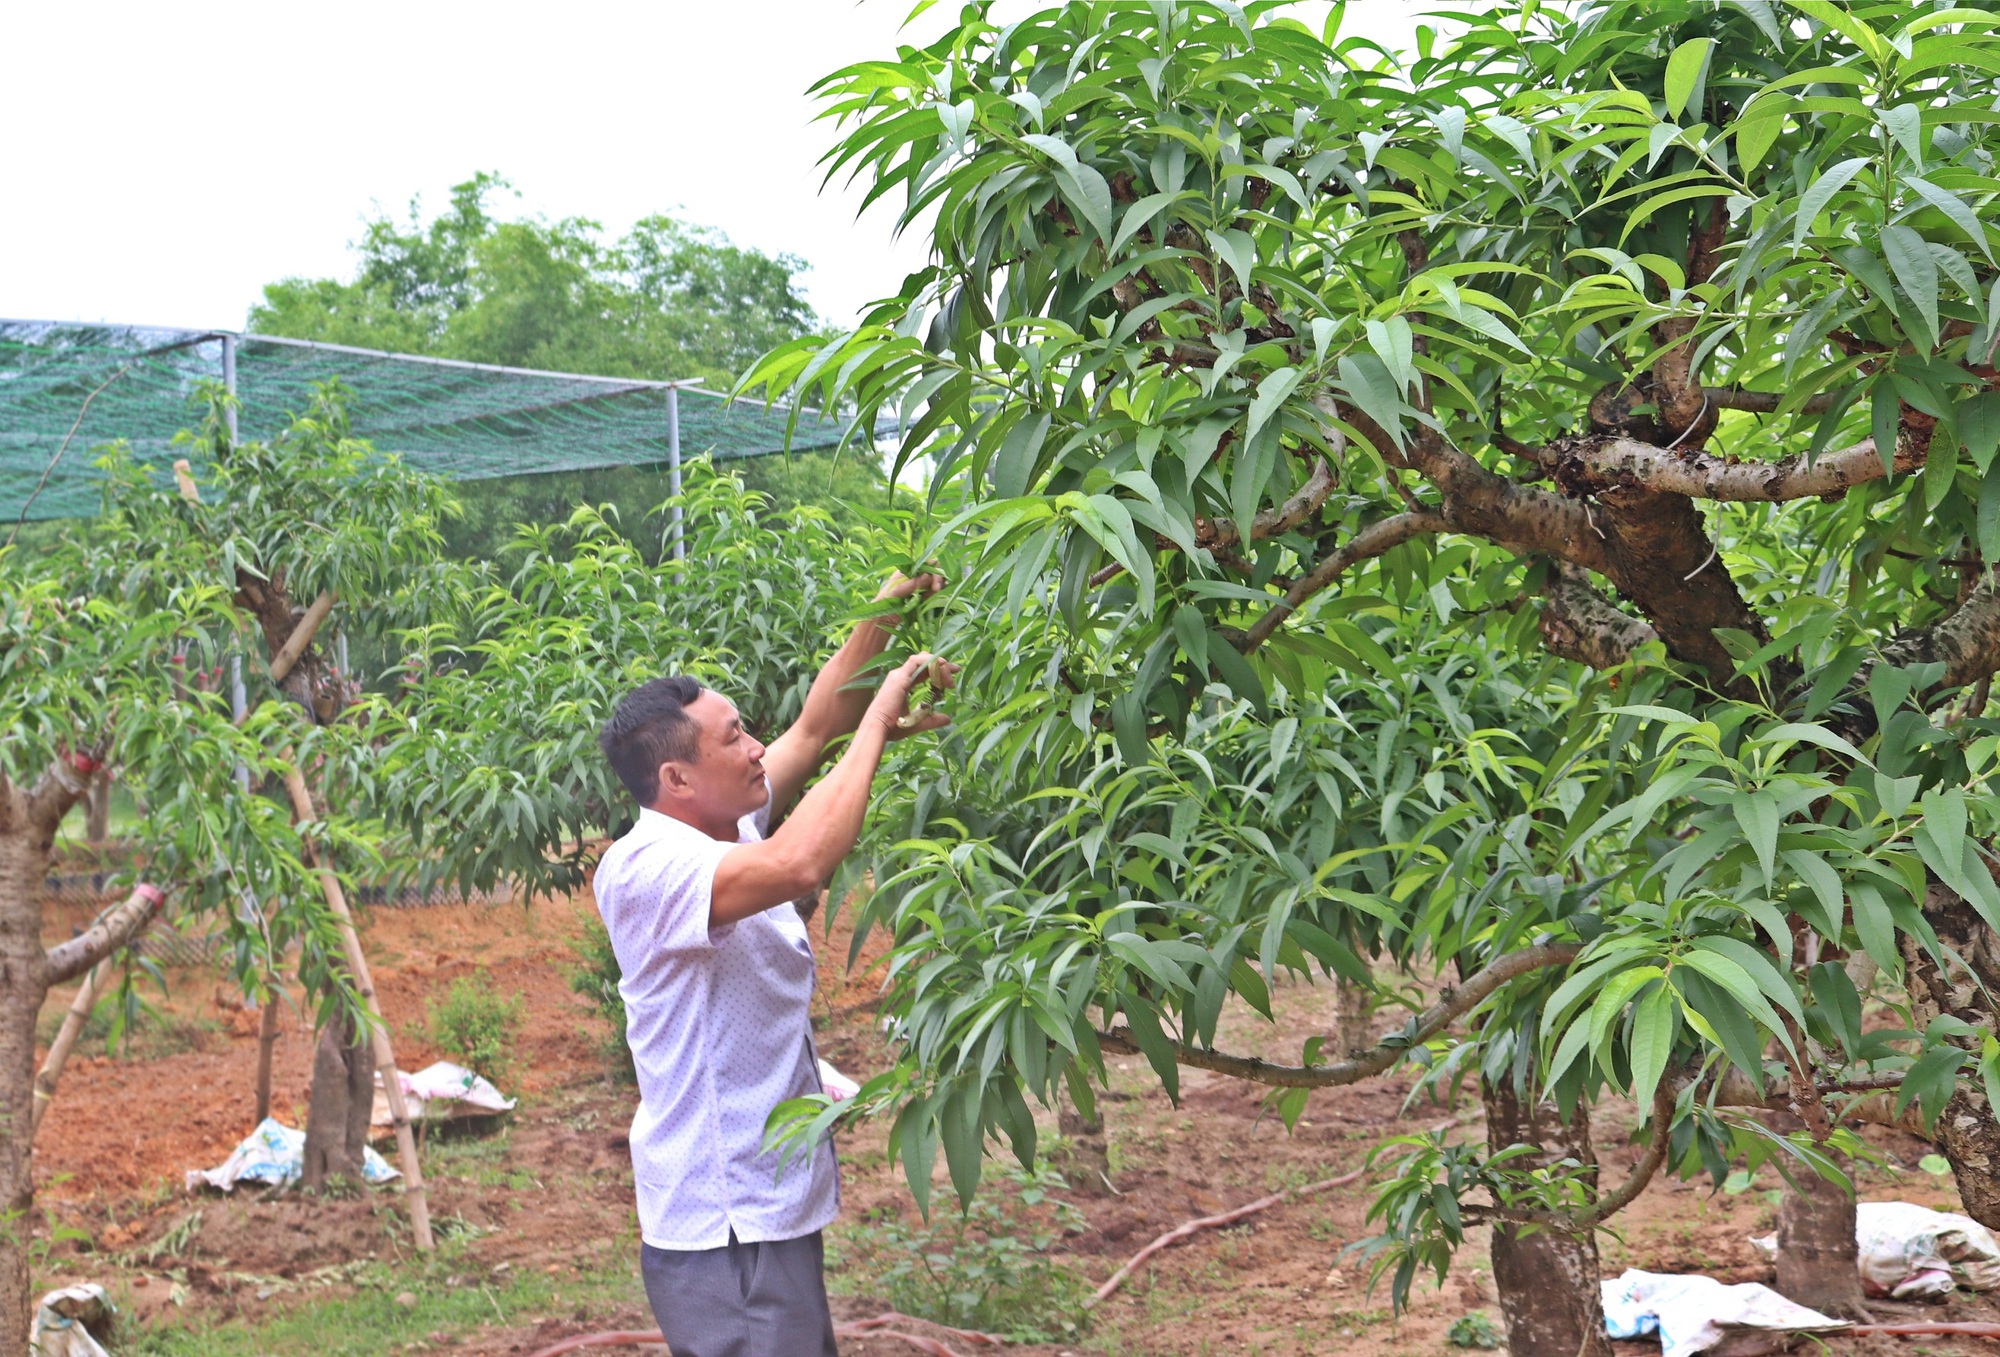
[1878,571,2000,694]
[1556,434,1920,503]
[43,882,165,985]
[1538,567,1659,670]
[1098,942,1579,1088]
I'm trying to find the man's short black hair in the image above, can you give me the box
[600,675,706,805]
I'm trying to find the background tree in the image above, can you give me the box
[0,404,433,1353]
[249,173,885,556]
[739,2,2000,1349]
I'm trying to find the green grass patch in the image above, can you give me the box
[125,1243,645,1356]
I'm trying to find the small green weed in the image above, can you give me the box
[1447,1312,1504,1348]
[830,1167,1090,1342]
[426,974,524,1082]
[567,916,634,1082]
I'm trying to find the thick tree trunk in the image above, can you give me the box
[82,775,108,847]
[254,996,281,1126]
[1775,1157,1869,1319]
[1332,973,1372,1058]
[1481,1076,1611,1357]
[1901,885,2000,1229]
[301,1008,374,1191]
[0,829,51,1357]
[1059,1094,1111,1191]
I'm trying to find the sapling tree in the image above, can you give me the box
[114,387,461,1203]
[739,1,2000,1346]
[0,506,388,1355]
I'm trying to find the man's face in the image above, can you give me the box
[658,690,768,823]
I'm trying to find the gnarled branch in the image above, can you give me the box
[1710,386,1851,416]
[1538,566,1659,670]
[1097,942,1580,1088]
[1238,510,1446,652]
[44,882,165,986]
[1088,458,1336,588]
[1556,433,1920,503]
[1878,570,2000,694]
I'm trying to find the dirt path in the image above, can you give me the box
[29,887,2000,1355]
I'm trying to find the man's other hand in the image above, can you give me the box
[872,569,948,622]
[868,651,958,740]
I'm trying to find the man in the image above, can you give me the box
[593,572,951,1357]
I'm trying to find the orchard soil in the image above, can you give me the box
[32,881,2000,1356]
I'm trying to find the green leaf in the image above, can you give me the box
[1794,157,1870,249]
[1245,367,1302,449]
[1849,880,1900,970]
[1882,223,1941,349]
[1735,93,1793,174]
[992,412,1052,499]
[1664,37,1714,120]
[1733,793,1781,882]
[1629,984,1678,1108]
[1960,392,2000,473]
[1904,174,1995,264]
[1677,950,1791,1045]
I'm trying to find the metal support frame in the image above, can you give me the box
[220,332,239,447]
[667,385,684,562]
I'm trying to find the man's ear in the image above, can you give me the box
[656,759,688,798]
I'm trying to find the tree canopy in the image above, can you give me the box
[734,0,2000,1344]
[250,173,886,553]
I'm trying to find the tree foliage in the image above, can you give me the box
[734,0,2000,1313]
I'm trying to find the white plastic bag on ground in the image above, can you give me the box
[818,1058,859,1101]
[185,1117,399,1192]
[1601,1269,1848,1357]
[30,1283,113,1357]
[368,1060,517,1129]
[1856,1201,2000,1297]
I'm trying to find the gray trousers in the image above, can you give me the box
[641,1230,839,1357]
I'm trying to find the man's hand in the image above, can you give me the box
[872,569,948,625]
[868,651,958,740]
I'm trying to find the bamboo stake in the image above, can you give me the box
[268,591,336,684]
[280,766,433,1251]
[33,965,105,1142]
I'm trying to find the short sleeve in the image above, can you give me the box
[602,825,740,963]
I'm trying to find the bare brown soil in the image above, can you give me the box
[30,885,2000,1356]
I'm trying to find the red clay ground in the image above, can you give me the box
[31,883,2000,1356]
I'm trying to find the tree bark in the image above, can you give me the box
[1775,1157,1870,1319]
[254,996,281,1126]
[0,829,50,1357]
[1901,885,2000,1228]
[302,1007,375,1191]
[1481,1076,1611,1357]
[83,774,108,847]
[1332,973,1372,1059]
[1059,1093,1111,1191]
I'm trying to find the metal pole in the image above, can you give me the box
[231,655,249,790]
[336,631,349,678]
[220,333,239,448]
[667,385,684,562]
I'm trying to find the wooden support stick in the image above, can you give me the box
[269,591,337,684]
[33,964,106,1142]
[281,766,433,1251]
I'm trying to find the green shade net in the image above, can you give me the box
[0,320,855,521]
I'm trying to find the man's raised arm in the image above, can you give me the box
[760,571,944,816]
[713,652,945,926]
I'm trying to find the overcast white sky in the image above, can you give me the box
[4,2,1428,339]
